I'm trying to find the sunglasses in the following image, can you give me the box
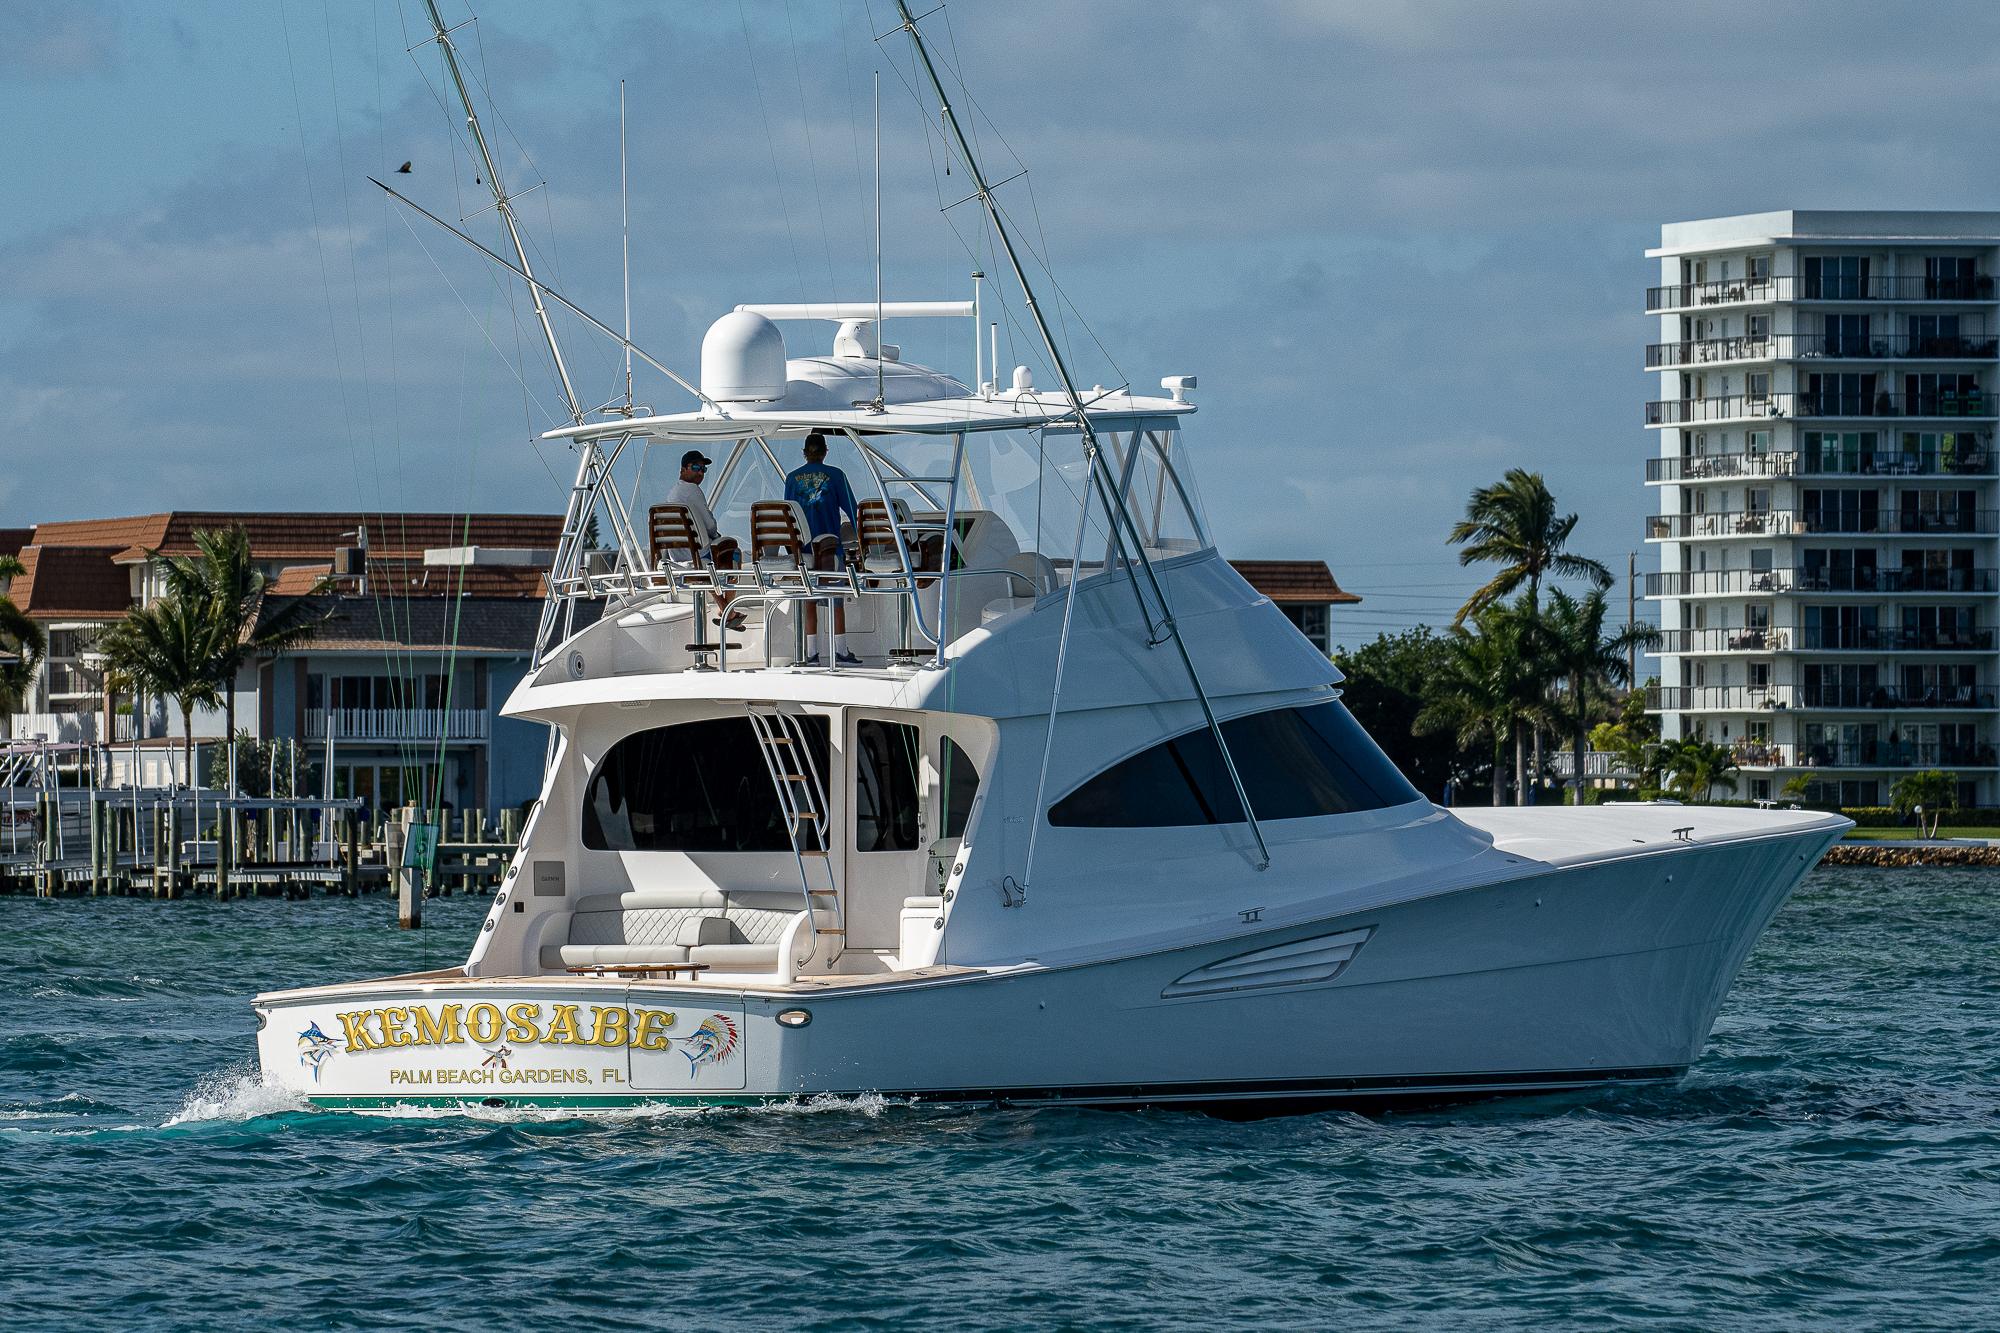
[688,463,708,472]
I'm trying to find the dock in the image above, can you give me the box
[1,760,520,900]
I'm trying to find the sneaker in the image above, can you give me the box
[834,650,864,667]
[800,653,822,667]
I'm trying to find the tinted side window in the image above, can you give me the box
[1047,702,1419,828]
[1046,729,1239,828]
[584,716,828,852]
[940,738,981,839]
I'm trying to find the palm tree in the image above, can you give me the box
[1889,769,1958,837]
[1449,469,1613,625]
[0,598,47,737]
[97,595,222,782]
[1449,470,1614,794]
[152,525,326,783]
[1417,606,1541,804]
[1662,737,1739,802]
[1537,588,1661,804]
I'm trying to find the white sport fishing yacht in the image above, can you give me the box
[253,3,1848,1112]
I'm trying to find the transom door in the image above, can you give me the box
[844,712,928,949]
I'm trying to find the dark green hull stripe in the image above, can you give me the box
[303,1065,1686,1113]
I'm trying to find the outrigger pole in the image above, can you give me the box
[889,0,1271,872]
[419,0,584,425]
[409,3,687,716]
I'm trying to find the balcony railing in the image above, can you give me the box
[1648,509,2000,540]
[4,712,136,744]
[1644,568,2000,597]
[1547,749,1636,779]
[1804,684,1996,710]
[1795,626,1994,652]
[1646,394,1790,425]
[1646,333,2000,368]
[1799,509,1999,536]
[1654,624,1992,653]
[1799,275,1997,302]
[1729,740,2000,769]
[1646,278,1785,311]
[1655,627,1789,654]
[1647,390,1996,425]
[1646,274,1998,312]
[303,708,490,742]
[1645,446,1996,482]
[40,664,103,696]
[1648,684,1996,712]
[1650,684,1798,711]
[1800,742,1997,769]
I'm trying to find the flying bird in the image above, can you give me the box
[396,161,412,174]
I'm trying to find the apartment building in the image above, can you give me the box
[1644,210,2000,806]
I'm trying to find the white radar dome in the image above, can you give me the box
[701,311,787,403]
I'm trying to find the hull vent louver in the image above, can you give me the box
[1162,927,1374,999]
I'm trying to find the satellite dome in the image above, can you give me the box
[701,311,786,403]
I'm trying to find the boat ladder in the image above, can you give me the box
[747,704,843,966]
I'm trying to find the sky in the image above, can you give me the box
[9,0,2000,650]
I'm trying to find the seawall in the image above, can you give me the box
[1822,843,2000,868]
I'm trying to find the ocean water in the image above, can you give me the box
[0,868,1993,1331]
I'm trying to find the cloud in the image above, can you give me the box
[3,0,1999,640]
[0,1,119,75]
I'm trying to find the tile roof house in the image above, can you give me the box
[1228,560,1362,655]
[3,512,565,814]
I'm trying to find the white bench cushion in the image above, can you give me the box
[543,943,693,968]
[546,887,802,975]
[688,943,782,970]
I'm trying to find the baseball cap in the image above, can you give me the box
[680,450,713,469]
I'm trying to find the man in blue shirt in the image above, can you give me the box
[785,432,860,665]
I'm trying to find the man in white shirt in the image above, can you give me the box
[664,449,743,627]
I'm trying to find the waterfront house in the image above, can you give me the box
[2,512,561,814]
[1227,559,1361,655]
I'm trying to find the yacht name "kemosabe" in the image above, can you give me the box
[335,1002,677,1053]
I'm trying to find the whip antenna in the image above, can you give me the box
[874,70,885,410]
[620,78,634,417]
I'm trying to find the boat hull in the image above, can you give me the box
[255,824,1835,1113]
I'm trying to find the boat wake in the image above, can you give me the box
[159,1075,901,1127]
[163,1067,312,1127]
[363,1089,901,1123]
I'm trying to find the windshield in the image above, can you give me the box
[634,419,1208,579]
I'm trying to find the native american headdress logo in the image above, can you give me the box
[680,1014,740,1073]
